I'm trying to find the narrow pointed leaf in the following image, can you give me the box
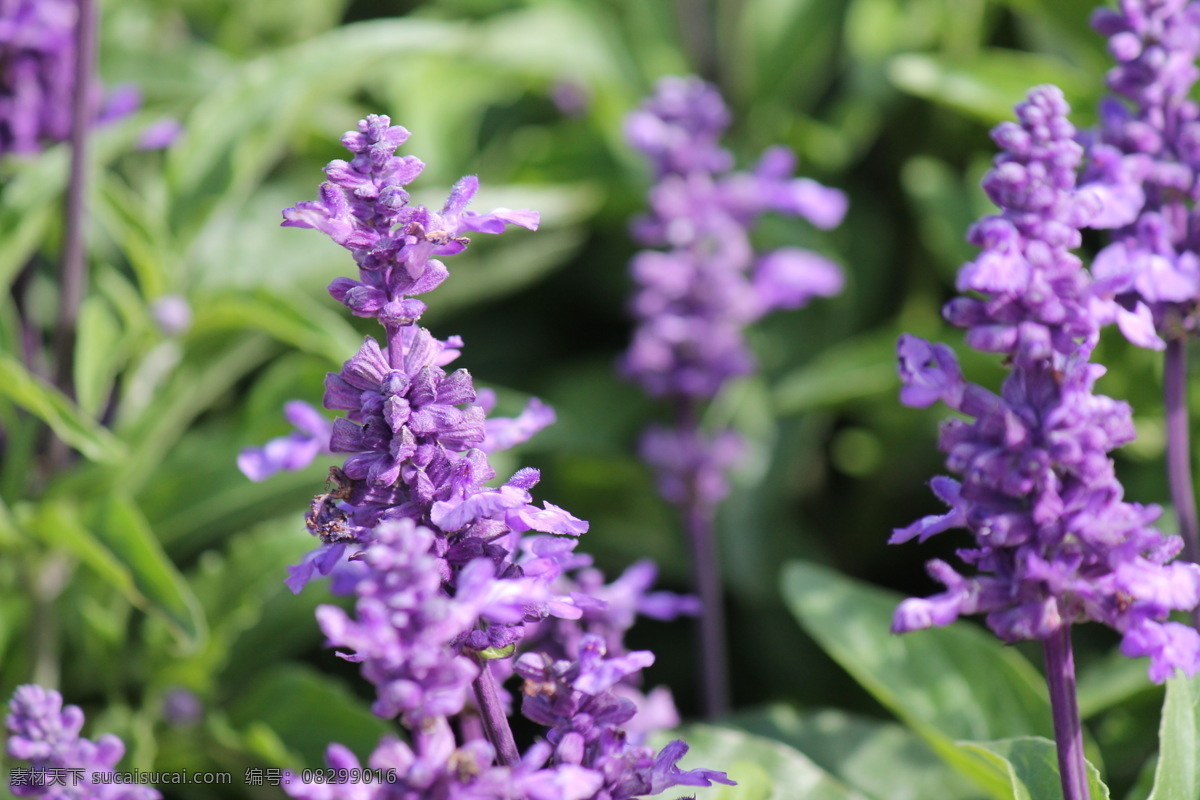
[1148,675,1200,800]
[658,724,872,800]
[190,289,358,366]
[89,494,207,651]
[0,354,125,463]
[782,560,1051,797]
[960,737,1109,800]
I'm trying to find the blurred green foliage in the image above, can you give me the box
[1,0,1196,798]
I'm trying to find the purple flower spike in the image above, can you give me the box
[1083,0,1200,335]
[895,86,1200,684]
[0,0,139,157]
[943,86,1129,364]
[6,685,160,800]
[263,114,728,798]
[623,76,844,718]
[623,77,845,404]
[282,114,537,321]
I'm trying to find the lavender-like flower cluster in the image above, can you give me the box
[6,685,159,800]
[895,86,1200,682]
[1087,0,1200,334]
[0,0,139,157]
[621,76,846,716]
[623,76,846,416]
[267,114,732,799]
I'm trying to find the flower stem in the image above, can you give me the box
[684,499,730,718]
[674,399,731,719]
[1043,625,1089,800]
[385,323,405,370]
[53,0,97,400]
[1164,334,1200,588]
[471,660,519,766]
[676,0,717,82]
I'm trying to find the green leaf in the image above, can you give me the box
[0,113,174,292]
[163,516,316,686]
[93,175,174,300]
[1076,649,1154,719]
[0,147,67,290]
[0,354,125,464]
[486,3,632,77]
[190,289,359,366]
[773,329,899,414]
[960,737,1110,800]
[887,49,1091,124]
[782,561,1052,797]
[110,335,276,495]
[727,0,842,111]
[74,296,125,418]
[167,19,468,243]
[0,496,22,550]
[31,501,141,605]
[1148,675,1200,800]
[228,664,391,768]
[728,705,986,800]
[659,724,871,800]
[89,495,207,651]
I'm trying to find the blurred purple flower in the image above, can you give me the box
[1084,0,1200,333]
[0,1,139,157]
[149,294,191,336]
[137,118,181,151]
[6,685,160,800]
[622,75,844,487]
[161,688,202,729]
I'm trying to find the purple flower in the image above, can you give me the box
[518,554,698,739]
[6,685,160,800]
[238,401,334,482]
[1084,0,1200,335]
[624,76,732,177]
[622,79,846,401]
[893,83,1200,683]
[284,719,606,800]
[315,520,476,722]
[0,1,139,157]
[136,118,181,151]
[895,332,1200,679]
[639,426,743,511]
[478,392,557,454]
[160,688,202,729]
[148,295,192,336]
[516,636,735,799]
[622,77,844,512]
[283,115,537,325]
[942,86,1134,362]
[267,114,728,797]
[429,471,589,536]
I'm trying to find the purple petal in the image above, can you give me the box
[753,248,843,314]
[482,397,557,453]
